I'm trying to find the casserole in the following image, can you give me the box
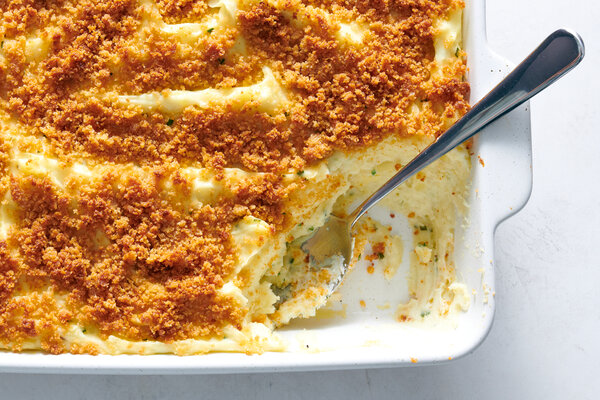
[0,0,532,373]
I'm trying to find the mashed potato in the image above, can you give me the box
[0,0,470,354]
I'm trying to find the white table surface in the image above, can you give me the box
[1,1,598,398]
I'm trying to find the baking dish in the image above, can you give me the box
[0,0,532,374]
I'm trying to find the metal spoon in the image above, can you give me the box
[299,29,584,299]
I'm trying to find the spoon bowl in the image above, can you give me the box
[301,215,353,293]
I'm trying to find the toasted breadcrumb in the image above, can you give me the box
[0,0,468,353]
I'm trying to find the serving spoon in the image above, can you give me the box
[299,29,585,301]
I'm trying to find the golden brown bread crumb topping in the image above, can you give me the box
[0,0,468,353]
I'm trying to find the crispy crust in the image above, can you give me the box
[0,0,469,353]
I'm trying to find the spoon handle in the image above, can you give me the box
[349,29,585,227]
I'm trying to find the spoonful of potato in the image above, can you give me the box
[296,29,584,303]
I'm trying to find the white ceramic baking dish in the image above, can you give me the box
[0,0,532,374]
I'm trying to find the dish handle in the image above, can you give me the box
[473,47,533,229]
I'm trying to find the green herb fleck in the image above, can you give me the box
[308,226,314,231]
[297,170,305,176]
[1,41,3,49]
[284,111,289,117]
[357,253,362,261]
[371,169,377,175]
[166,118,174,126]
[81,328,87,333]
[434,255,439,262]
[455,47,461,57]
[419,225,428,231]
[420,310,430,318]
[297,222,304,227]
[218,58,226,64]
[421,98,429,102]
[289,258,294,264]
[377,252,384,260]
[418,242,427,247]
[207,27,215,33]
